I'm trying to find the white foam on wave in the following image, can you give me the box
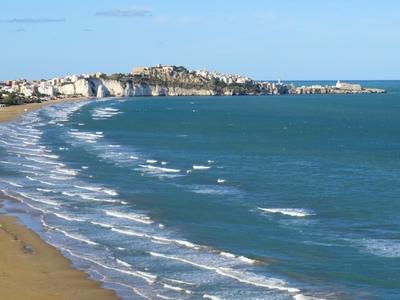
[102,107,119,112]
[112,228,146,237]
[219,251,235,258]
[116,258,132,267]
[29,196,60,206]
[25,156,65,167]
[192,188,223,195]
[38,180,57,186]
[358,239,400,258]
[60,247,156,284]
[217,179,226,183]
[90,221,114,228]
[146,159,158,164]
[15,132,41,139]
[152,236,198,249]
[149,252,300,294]
[80,194,121,204]
[92,107,122,120]
[203,295,222,300]
[0,140,21,147]
[52,168,78,176]
[191,185,237,196]
[26,175,35,181]
[55,228,97,245]
[0,160,19,165]
[139,165,181,173]
[219,251,257,264]
[164,277,196,286]
[22,164,42,170]
[111,228,200,250]
[21,170,40,176]
[74,185,118,196]
[36,188,52,193]
[53,212,85,222]
[237,256,258,264]
[22,200,49,214]
[258,207,313,217]
[193,165,211,170]
[16,192,59,206]
[26,176,58,186]
[293,295,326,300]
[163,284,183,292]
[13,146,43,153]
[49,175,70,181]
[69,131,104,143]
[0,180,23,188]
[157,294,179,300]
[19,152,59,159]
[105,210,153,225]
[62,191,77,197]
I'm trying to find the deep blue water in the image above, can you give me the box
[1,81,399,300]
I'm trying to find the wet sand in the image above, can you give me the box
[0,97,89,123]
[0,99,120,299]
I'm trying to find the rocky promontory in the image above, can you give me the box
[0,65,386,104]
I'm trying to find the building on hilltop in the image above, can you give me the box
[132,67,149,76]
[336,80,362,91]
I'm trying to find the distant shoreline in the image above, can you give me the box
[1,65,386,103]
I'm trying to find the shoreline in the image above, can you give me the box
[0,100,120,299]
[0,97,92,123]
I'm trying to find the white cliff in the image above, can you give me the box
[75,79,94,97]
[57,83,75,96]
[96,85,107,98]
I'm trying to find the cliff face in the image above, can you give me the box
[57,79,94,97]
[56,78,217,98]
[51,66,262,98]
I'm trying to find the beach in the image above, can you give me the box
[0,99,119,300]
[0,97,88,123]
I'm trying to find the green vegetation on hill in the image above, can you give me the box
[0,91,42,106]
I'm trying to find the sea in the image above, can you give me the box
[0,81,399,300]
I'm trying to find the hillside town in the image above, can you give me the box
[0,65,386,106]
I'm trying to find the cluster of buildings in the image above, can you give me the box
[132,64,175,77]
[292,81,385,95]
[132,64,254,85]
[194,69,253,85]
[259,80,292,95]
[0,72,107,100]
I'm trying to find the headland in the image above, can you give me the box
[0,65,386,109]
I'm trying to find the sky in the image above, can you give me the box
[1,0,399,80]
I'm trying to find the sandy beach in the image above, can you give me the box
[0,99,119,299]
[0,97,89,123]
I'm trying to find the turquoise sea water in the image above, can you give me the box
[0,81,399,299]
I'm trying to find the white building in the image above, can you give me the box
[336,81,362,91]
[38,82,56,97]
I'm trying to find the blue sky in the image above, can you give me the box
[1,0,399,80]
